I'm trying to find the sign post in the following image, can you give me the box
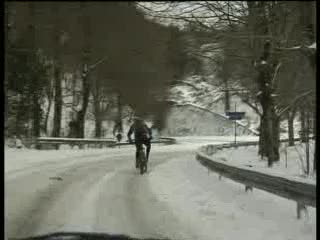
[225,105,245,145]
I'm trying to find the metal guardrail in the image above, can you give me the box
[110,137,176,147]
[36,137,116,149]
[157,137,177,144]
[37,137,115,142]
[196,138,316,219]
[36,137,176,149]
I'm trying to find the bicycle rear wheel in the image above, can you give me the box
[140,162,144,175]
[139,150,147,175]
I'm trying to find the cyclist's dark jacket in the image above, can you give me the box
[127,120,152,142]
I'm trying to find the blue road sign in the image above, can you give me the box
[229,115,243,120]
[226,111,245,120]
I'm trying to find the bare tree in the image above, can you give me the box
[50,3,64,137]
[91,77,113,138]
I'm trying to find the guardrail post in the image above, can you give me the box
[245,185,253,192]
[197,142,316,210]
[285,147,288,168]
[297,202,308,219]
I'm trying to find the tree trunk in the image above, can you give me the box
[52,66,62,137]
[265,105,275,166]
[258,66,279,166]
[300,107,306,142]
[4,3,11,134]
[258,115,267,159]
[51,4,62,138]
[16,92,29,137]
[76,75,90,138]
[313,105,316,172]
[306,110,311,174]
[224,77,230,112]
[288,113,294,146]
[117,93,123,130]
[44,95,52,135]
[247,2,280,166]
[93,95,102,138]
[95,115,102,138]
[75,2,91,139]
[288,109,296,146]
[32,94,41,138]
[272,116,280,162]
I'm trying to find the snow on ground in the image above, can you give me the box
[5,147,125,174]
[280,119,302,139]
[4,136,258,175]
[5,136,316,240]
[210,141,316,183]
[174,135,258,143]
[3,136,258,172]
[148,146,316,240]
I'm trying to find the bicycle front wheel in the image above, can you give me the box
[139,153,147,174]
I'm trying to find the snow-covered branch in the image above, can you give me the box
[236,93,262,116]
[271,62,282,89]
[87,56,108,73]
[275,42,316,51]
[172,80,202,91]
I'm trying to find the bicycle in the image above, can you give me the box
[137,145,148,175]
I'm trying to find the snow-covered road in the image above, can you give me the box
[5,137,316,240]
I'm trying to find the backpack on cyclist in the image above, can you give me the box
[133,120,151,141]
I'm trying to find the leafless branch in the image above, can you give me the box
[271,62,282,89]
[277,90,315,117]
[235,92,262,116]
[172,80,202,91]
[191,52,220,63]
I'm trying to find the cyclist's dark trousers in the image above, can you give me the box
[135,139,151,161]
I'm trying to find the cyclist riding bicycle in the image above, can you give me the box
[127,116,152,168]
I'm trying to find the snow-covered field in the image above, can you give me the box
[210,141,316,184]
[5,136,316,240]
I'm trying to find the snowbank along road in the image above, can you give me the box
[5,137,316,240]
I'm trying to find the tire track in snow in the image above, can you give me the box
[5,156,126,239]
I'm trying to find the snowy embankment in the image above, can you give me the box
[169,75,261,133]
[210,141,316,184]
